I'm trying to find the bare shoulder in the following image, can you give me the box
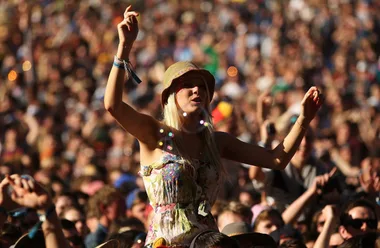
[139,124,174,165]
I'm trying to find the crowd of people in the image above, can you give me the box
[0,0,380,247]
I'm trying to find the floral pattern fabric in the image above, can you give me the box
[140,151,220,247]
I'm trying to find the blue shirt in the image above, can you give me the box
[85,223,108,248]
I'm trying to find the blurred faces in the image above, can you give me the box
[239,191,254,207]
[254,217,282,235]
[217,211,244,231]
[63,208,86,236]
[62,222,83,248]
[105,199,123,221]
[55,196,74,216]
[130,202,147,225]
[292,134,313,167]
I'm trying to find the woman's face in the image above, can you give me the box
[174,73,208,115]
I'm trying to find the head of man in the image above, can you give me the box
[339,199,378,240]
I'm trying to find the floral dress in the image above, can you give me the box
[139,151,220,247]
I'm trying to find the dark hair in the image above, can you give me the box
[221,201,253,224]
[108,217,146,236]
[337,232,380,248]
[340,198,378,227]
[87,185,121,218]
[253,209,285,231]
[239,185,261,205]
[190,231,239,248]
[279,239,307,248]
[0,223,22,245]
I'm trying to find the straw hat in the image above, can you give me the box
[161,61,215,107]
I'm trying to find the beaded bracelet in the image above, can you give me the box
[113,56,142,84]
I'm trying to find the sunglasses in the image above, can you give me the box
[344,218,377,230]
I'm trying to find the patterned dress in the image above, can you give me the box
[139,151,220,247]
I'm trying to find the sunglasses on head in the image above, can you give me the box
[344,218,377,230]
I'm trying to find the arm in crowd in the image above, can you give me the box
[313,205,338,248]
[218,87,323,170]
[0,175,70,248]
[23,114,39,146]
[281,169,336,224]
[104,6,160,149]
[330,148,360,177]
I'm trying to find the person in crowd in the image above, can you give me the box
[104,5,323,247]
[61,205,87,238]
[339,198,378,240]
[189,230,239,248]
[60,219,84,248]
[217,201,253,231]
[125,188,148,227]
[253,208,285,235]
[85,185,124,248]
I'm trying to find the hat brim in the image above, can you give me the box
[161,69,215,107]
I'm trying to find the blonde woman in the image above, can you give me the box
[104,6,324,248]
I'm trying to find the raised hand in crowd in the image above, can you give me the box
[359,168,380,197]
[308,167,337,196]
[314,205,339,248]
[256,89,273,126]
[117,5,139,60]
[281,167,337,224]
[299,87,323,124]
[0,175,70,248]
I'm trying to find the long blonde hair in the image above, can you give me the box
[162,86,225,183]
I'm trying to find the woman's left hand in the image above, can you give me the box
[300,86,323,123]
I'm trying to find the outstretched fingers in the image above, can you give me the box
[124,5,139,19]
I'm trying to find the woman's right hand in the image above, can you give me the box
[308,167,337,195]
[117,6,139,47]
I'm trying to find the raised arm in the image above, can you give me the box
[217,87,323,170]
[282,169,336,224]
[314,205,338,248]
[104,6,160,149]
